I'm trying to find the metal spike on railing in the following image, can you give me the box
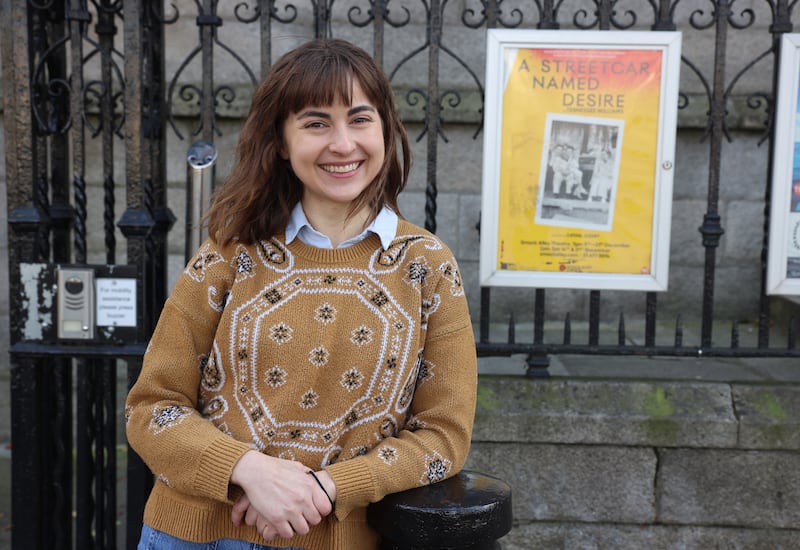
[789,318,797,350]
[645,292,657,347]
[563,313,571,345]
[589,290,600,346]
[731,320,739,349]
[534,289,545,345]
[674,314,683,347]
[508,312,516,344]
[618,312,626,346]
[479,287,491,344]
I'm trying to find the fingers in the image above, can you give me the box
[244,504,261,527]
[259,521,304,541]
[287,517,309,537]
[230,493,250,527]
[267,520,295,541]
[309,482,333,517]
[256,516,277,542]
[303,501,324,526]
[240,497,318,540]
[253,514,309,541]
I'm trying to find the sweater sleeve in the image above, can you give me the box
[326,251,478,519]
[125,241,253,503]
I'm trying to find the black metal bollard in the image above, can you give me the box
[367,470,513,550]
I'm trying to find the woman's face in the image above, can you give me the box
[281,79,385,215]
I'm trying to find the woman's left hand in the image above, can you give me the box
[234,494,280,541]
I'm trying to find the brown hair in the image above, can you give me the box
[206,39,411,246]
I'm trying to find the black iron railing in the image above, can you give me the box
[4,0,800,548]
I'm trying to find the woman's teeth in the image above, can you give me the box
[322,162,360,173]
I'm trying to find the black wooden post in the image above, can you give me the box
[367,470,512,550]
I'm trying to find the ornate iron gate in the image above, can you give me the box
[3,0,800,548]
[3,1,169,547]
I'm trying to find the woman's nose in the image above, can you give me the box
[328,126,356,154]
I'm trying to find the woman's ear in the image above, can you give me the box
[275,128,289,159]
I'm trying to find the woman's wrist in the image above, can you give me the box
[308,470,336,507]
[318,469,337,502]
[230,449,260,487]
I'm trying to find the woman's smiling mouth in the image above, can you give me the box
[321,162,361,174]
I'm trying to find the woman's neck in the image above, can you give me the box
[301,201,370,248]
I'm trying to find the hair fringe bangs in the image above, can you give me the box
[282,57,359,113]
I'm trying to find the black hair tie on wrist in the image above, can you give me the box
[307,470,335,508]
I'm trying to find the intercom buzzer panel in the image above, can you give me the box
[57,267,96,340]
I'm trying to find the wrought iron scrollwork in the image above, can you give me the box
[348,0,412,28]
[725,47,774,138]
[152,0,181,23]
[31,35,72,135]
[688,0,716,29]
[726,2,756,28]
[166,1,259,139]
[234,0,298,23]
[29,1,126,141]
[463,0,524,29]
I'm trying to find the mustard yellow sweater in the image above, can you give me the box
[125,221,477,549]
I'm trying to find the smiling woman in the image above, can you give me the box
[125,38,478,550]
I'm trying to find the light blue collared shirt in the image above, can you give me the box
[285,202,398,250]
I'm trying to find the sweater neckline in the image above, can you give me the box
[278,231,385,264]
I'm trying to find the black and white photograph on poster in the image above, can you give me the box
[535,113,624,232]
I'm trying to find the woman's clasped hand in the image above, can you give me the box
[230,451,336,540]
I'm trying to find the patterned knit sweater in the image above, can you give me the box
[125,220,478,549]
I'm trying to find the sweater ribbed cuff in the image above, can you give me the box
[326,459,376,520]
[195,435,253,502]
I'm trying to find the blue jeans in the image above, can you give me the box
[137,524,306,550]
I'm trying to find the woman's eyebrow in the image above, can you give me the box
[348,105,377,116]
[296,104,376,120]
[297,109,331,120]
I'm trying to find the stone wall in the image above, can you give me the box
[468,376,800,548]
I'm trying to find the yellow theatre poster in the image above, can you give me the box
[480,30,682,291]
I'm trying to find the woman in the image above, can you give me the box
[126,38,477,549]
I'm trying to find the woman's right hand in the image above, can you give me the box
[229,451,333,540]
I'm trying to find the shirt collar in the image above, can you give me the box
[285,202,398,250]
